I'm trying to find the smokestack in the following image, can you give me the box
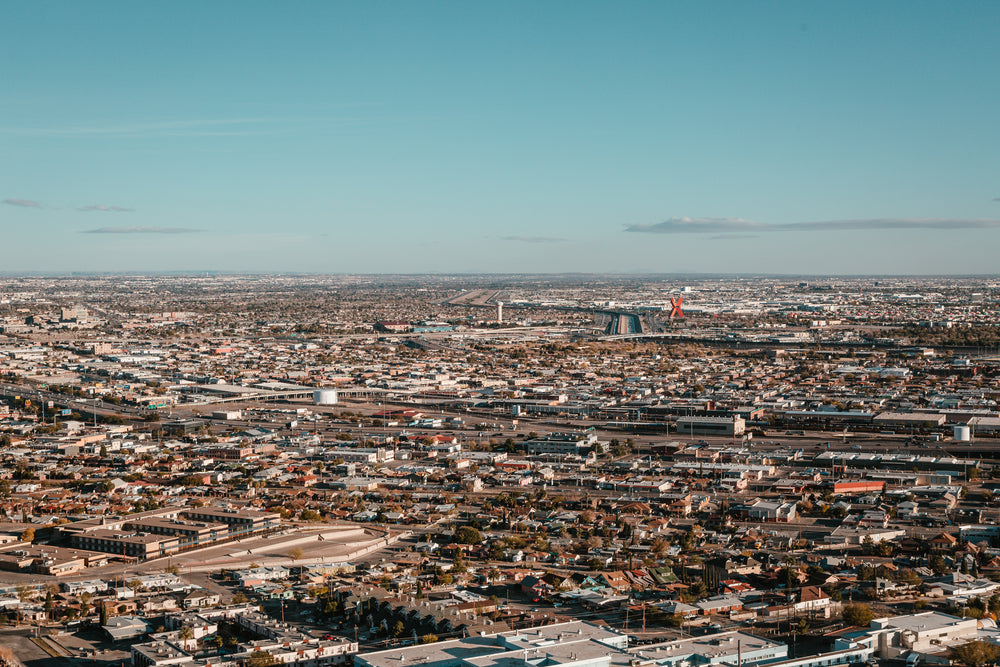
[497,302,504,323]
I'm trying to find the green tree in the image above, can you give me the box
[80,592,92,617]
[454,526,482,545]
[950,641,1000,667]
[842,603,874,627]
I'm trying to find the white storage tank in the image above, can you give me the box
[313,389,338,405]
[954,424,971,442]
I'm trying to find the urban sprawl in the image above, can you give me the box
[2,274,1000,667]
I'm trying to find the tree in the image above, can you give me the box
[178,625,194,641]
[20,527,34,542]
[80,592,92,617]
[287,547,304,561]
[950,641,1000,667]
[391,620,405,638]
[929,554,948,575]
[454,526,482,545]
[842,603,874,627]
[420,633,439,644]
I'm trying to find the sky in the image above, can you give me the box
[2,1,999,275]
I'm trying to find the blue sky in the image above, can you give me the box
[2,1,999,275]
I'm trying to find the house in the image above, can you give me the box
[183,590,221,609]
[929,532,958,553]
[655,600,699,618]
[792,586,831,614]
[597,571,631,592]
[520,575,552,599]
[746,499,797,523]
[696,595,743,616]
[103,615,150,642]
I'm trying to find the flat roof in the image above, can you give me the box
[631,631,783,662]
[356,622,625,667]
[873,611,975,635]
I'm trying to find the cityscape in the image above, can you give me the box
[1,274,1000,667]
[5,1,1000,666]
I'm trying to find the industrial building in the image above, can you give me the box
[522,432,598,455]
[675,415,745,437]
[59,506,281,561]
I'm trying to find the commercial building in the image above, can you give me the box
[873,413,947,429]
[356,621,627,667]
[631,632,787,667]
[675,416,745,437]
[522,432,598,455]
[60,506,281,561]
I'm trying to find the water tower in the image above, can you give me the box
[313,389,338,405]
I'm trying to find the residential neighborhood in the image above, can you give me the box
[1,275,1000,667]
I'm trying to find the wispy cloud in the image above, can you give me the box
[627,217,760,234]
[711,233,759,240]
[501,235,567,243]
[626,217,1000,234]
[79,204,134,213]
[82,226,201,235]
[4,198,40,208]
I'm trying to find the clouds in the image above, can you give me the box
[82,226,201,235]
[4,198,134,212]
[626,217,761,234]
[79,204,134,212]
[500,235,567,243]
[626,217,1000,234]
